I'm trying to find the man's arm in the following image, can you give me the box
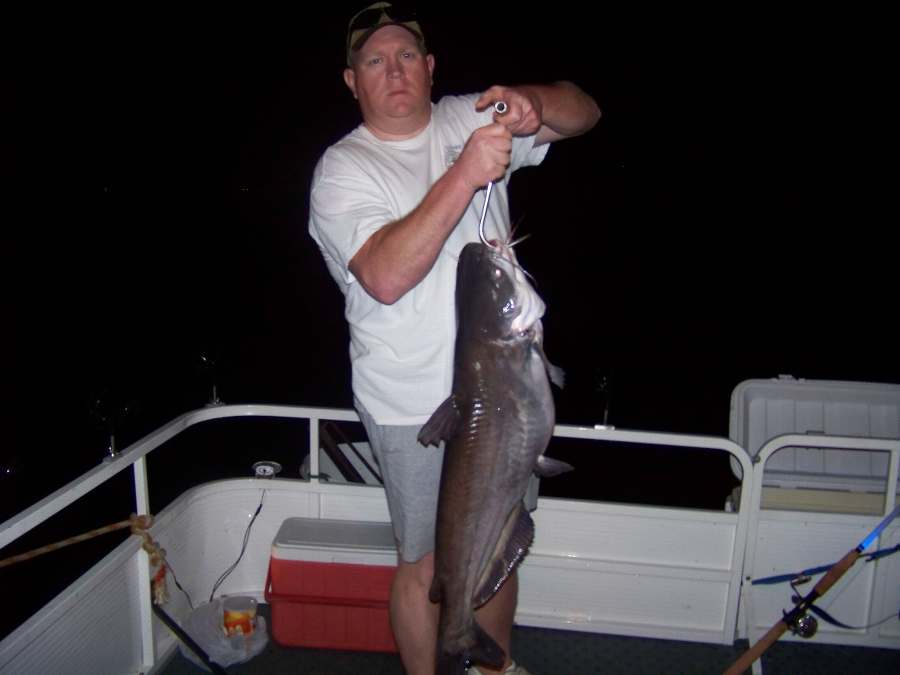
[476,81,601,146]
[349,123,512,305]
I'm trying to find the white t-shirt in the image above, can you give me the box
[309,93,549,424]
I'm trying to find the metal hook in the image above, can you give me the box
[478,181,495,247]
[478,101,508,249]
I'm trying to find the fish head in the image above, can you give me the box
[456,242,545,341]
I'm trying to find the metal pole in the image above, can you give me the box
[151,603,228,675]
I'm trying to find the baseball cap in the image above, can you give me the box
[346,2,426,66]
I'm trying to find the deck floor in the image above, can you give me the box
[158,605,899,674]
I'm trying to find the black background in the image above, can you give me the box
[4,5,897,518]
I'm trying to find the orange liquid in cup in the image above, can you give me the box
[223,597,257,636]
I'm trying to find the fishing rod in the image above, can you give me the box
[723,503,900,675]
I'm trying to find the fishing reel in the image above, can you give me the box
[787,612,819,639]
[783,575,819,639]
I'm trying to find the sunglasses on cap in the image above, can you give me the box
[346,2,423,64]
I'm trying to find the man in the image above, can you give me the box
[308,4,600,673]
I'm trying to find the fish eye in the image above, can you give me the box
[502,298,516,314]
[493,268,503,279]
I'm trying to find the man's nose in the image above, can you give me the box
[386,58,403,77]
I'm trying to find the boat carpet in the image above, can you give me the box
[159,604,899,674]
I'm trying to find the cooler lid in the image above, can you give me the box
[727,375,900,490]
[273,518,396,553]
[729,375,900,458]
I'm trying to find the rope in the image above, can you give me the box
[0,514,152,569]
[0,513,169,605]
[129,514,170,605]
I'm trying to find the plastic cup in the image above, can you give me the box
[222,596,257,637]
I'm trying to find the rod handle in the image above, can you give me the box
[723,548,860,675]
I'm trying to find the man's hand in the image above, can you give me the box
[476,81,601,146]
[475,85,543,137]
[453,122,512,191]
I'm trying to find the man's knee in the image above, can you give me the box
[395,552,435,594]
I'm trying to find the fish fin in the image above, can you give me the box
[472,506,534,608]
[417,396,460,447]
[436,622,505,675]
[547,362,565,389]
[428,576,443,604]
[534,339,565,388]
[435,651,468,675]
[469,621,506,670]
[534,455,574,478]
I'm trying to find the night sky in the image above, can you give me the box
[4,7,897,515]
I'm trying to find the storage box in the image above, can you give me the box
[729,376,900,510]
[265,518,399,652]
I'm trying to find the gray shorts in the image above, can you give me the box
[355,399,541,563]
[356,399,445,563]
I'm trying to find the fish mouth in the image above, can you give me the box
[492,245,545,335]
[510,288,544,335]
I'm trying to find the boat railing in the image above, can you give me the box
[0,404,753,551]
[3,406,898,675]
[0,405,357,549]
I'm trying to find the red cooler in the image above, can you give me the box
[265,517,399,652]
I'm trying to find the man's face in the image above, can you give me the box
[343,25,435,139]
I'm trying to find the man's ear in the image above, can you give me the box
[343,68,358,99]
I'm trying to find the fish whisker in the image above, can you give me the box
[497,251,538,287]
[507,214,527,244]
[521,265,537,286]
[508,233,531,249]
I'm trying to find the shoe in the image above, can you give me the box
[468,662,532,675]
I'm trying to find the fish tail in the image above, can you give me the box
[436,621,505,675]
[435,650,468,675]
